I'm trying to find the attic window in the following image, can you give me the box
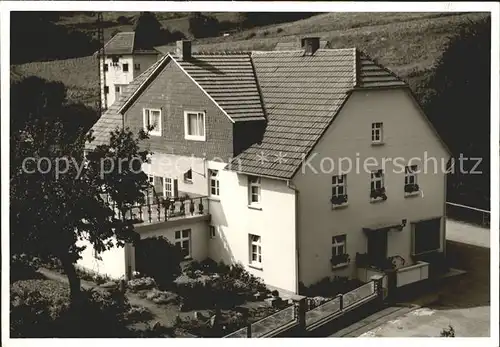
[184,111,206,141]
[184,169,193,183]
[143,108,161,136]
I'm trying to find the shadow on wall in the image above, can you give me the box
[208,199,236,264]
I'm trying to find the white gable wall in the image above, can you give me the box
[293,88,449,287]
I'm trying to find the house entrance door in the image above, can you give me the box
[367,230,388,261]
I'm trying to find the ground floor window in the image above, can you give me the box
[175,229,191,259]
[249,234,262,268]
[413,218,441,255]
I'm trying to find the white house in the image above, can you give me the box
[82,38,451,295]
[98,32,160,109]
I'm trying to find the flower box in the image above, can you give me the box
[404,183,419,193]
[330,253,350,267]
[330,194,348,205]
[370,187,387,200]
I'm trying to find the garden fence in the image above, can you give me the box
[304,280,376,329]
[446,201,490,227]
[223,278,381,338]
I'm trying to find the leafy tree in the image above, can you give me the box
[133,12,165,49]
[10,77,151,305]
[188,12,220,39]
[135,236,184,289]
[11,12,98,64]
[423,17,490,209]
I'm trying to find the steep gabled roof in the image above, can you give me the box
[87,46,410,178]
[174,53,266,121]
[227,49,357,178]
[87,56,168,149]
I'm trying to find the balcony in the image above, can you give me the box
[106,192,210,230]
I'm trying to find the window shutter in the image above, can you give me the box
[173,179,179,198]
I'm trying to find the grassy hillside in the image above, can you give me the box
[11,12,489,109]
[12,56,99,108]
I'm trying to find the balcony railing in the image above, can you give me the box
[104,190,209,225]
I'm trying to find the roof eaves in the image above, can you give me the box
[117,55,172,115]
[170,54,235,124]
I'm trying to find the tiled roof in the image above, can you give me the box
[227,49,357,178]
[274,40,330,51]
[87,46,407,178]
[86,56,168,149]
[104,32,135,55]
[357,52,406,88]
[175,53,266,121]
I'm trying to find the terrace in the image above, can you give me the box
[105,190,210,230]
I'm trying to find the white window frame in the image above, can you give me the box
[164,177,173,198]
[184,111,206,141]
[175,229,191,259]
[370,169,384,191]
[209,169,220,197]
[209,225,216,239]
[332,235,346,257]
[248,176,261,206]
[405,165,418,186]
[143,108,162,136]
[249,234,262,268]
[332,174,347,198]
[371,122,383,144]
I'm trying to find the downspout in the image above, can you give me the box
[287,179,300,294]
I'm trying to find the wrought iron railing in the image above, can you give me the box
[104,188,209,224]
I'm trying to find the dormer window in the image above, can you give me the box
[184,111,206,141]
[184,169,193,183]
[143,108,161,136]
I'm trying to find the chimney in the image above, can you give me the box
[302,37,320,56]
[176,40,191,60]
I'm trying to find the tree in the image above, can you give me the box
[133,12,165,50]
[10,77,151,305]
[188,12,220,39]
[422,17,491,209]
[11,12,98,64]
[135,237,184,289]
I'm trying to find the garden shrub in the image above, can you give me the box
[135,236,184,289]
[145,288,180,305]
[175,262,269,310]
[125,305,153,322]
[174,310,246,337]
[127,276,157,292]
[10,278,144,337]
[10,288,62,337]
[301,276,364,298]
